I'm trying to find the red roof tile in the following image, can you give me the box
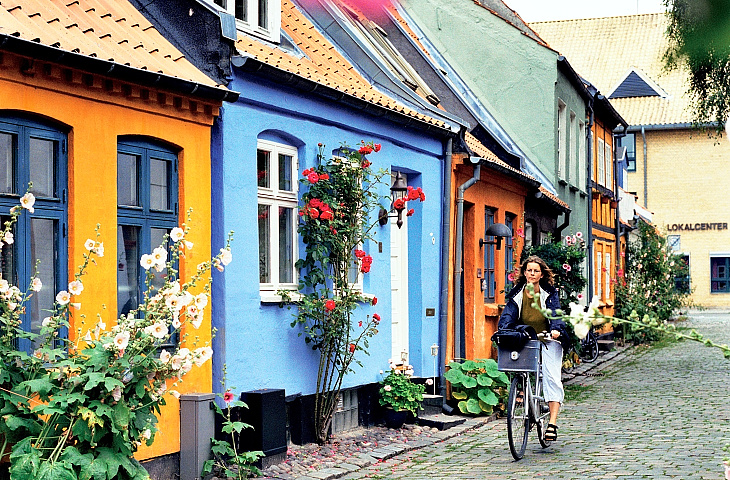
[0,0,223,89]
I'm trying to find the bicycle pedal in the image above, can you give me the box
[540,404,550,414]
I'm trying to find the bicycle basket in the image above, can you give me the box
[497,340,540,372]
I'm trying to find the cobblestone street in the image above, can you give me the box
[337,309,730,480]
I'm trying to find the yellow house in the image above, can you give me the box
[0,0,234,466]
[533,14,730,308]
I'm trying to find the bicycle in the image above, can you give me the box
[497,332,554,460]
[577,326,599,363]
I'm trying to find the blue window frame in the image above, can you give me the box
[484,208,496,302]
[0,116,68,352]
[117,139,178,320]
[504,213,515,291]
[617,133,636,172]
[711,257,730,293]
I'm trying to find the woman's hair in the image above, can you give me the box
[516,255,555,286]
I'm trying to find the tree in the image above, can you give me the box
[664,0,730,132]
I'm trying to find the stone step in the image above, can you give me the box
[421,394,443,416]
[597,339,615,351]
[416,413,466,431]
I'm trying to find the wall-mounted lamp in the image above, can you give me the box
[479,223,512,250]
[400,350,409,363]
[378,171,408,229]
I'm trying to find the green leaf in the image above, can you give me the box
[222,421,247,434]
[461,375,477,389]
[451,390,468,400]
[478,400,494,414]
[79,454,108,480]
[95,447,122,479]
[60,446,93,468]
[476,374,493,387]
[36,461,77,480]
[103,377,124,392]
[83,372,106,390]
[444,368,465,386]
[465,398,481,414]
[4,415,42,435]
[447,361,462,371]
[113,402,130,430]
[477,388,499,406]
[460,360,479,372]
[9,440,40,480]
[18,377,55,398]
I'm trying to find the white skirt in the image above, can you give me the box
[541,340,564,404]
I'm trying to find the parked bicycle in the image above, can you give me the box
[576,324,599,362]
[497,332,554,460]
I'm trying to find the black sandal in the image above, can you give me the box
[544,423,558,442]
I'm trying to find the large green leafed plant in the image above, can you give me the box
[445,359,509,415]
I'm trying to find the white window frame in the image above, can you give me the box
[213,0,281,43]
[604,251,612,302]
[604,139,613,189]
[558,99,567,180]
[258,139,298,297]
[569,110,576,184]
[578,120,586,190]
[595,247,603,300]
[597,137,606,186]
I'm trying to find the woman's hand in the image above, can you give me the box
[550,329,560,339]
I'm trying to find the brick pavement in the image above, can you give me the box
[332,309,730,480]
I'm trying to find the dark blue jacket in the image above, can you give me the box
[498,279,572,351]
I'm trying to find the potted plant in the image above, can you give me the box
[378,364,425,428]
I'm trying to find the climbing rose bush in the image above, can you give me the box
[0,199,232,480]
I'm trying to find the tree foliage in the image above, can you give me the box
[664,0,730,132]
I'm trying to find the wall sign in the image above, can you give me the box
[667,222,728,232]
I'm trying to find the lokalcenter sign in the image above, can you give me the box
[667,222,728,232]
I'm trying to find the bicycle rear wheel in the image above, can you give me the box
[507,375,529,460]
[579,331,599,363]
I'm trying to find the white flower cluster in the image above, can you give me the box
[564,295,606,339]
[0,278,23,312]
[388,359,414,376]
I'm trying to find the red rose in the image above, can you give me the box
[408,189,419,201]
[330,226,338,235]
[406,208,415,217]
[373,313,381,323]
[371,297,378,306]
[309,208,320,219]
[349,343,356,353]
[308,172,320,183]
[302,169,311,176]
[354,249,366,259]
[320,173,330,180]
[320,211,333,220]
[360,264,371,273]
[318,143,323,147]
[361,160,371,168]
[358,321,363,327]
[309,198,322,208]
[223,391,234,403]
[358,145,373,155]
[362,255,372,265]
[393,198,406,210]
[418,188,425,201]
[374,143,381,152]
[325,299,336,311]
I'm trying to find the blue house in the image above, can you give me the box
[133,0,463,450]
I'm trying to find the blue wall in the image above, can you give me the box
[211,71,446,396]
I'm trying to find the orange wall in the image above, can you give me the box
[447,158,527,363]
[1,55,218,460]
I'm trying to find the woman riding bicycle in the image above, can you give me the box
[498,255,572,442]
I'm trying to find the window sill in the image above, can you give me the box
[558,179,568,186]
[260,292,302,304]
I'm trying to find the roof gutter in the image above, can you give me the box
[626,122,693,131]
[231,54,460,136]
[0,35,239,103]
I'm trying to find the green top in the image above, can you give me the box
[521,290,548,334]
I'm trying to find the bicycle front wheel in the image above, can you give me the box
[507,374,529,460]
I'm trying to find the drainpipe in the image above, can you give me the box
[614,125,628,271]
[586,95,595,300]
[555,211,570,238]
[641,126,648,208]
[453,161,481,363]
[438,137,453,402]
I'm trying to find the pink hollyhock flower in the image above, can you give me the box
[575,231,583,239]
[516,228,524,238]
[562,263,572,272]
[223,391,234,403]
[507,273,515,282]
[325,299,336,311]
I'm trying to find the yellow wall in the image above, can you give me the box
[629,129,730,307]
[1,53,218,460]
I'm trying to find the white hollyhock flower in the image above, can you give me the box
[3,231,13,245]
[68,280,84,296]
[56,290,71,305]
[94,242,105,257]
[195,293,208,309]
[159,349,171,363]
[140,254,155,270]
[152,247,167,266]
[30,277,42,292]
[84,239,96,251]
[20,192,35,213]
[146,322,168,339]
[170,227,185,242]
[219,248,233,266]
[114,331,130,350]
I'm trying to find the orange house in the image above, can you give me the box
[0,0,234,466]
[590,98,628,318]
[446,133,568,364]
